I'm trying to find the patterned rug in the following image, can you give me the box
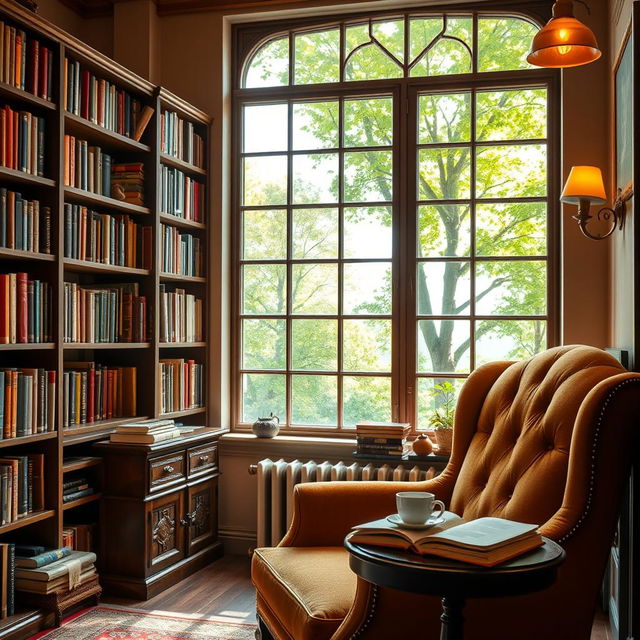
[32,606,257,640]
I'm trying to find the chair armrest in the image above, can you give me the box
[279,478,443,547]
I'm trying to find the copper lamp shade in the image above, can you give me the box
[527,0,601,68]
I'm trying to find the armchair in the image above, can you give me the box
[252,345,640,640]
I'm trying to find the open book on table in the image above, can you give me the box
[347,512,544,567]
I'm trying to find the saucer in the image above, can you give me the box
[386,513,445,530]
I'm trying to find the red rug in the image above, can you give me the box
[31,606,256,639]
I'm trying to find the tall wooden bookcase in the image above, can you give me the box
[0,1,213,636]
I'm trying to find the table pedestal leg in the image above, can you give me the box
[440,596,465,640]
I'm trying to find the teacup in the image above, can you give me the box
[396,491,445,525]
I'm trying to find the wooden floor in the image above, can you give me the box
[104,554,611,638]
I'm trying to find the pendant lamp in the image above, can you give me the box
[527,0,601,68]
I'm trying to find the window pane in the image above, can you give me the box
[416,377,463,429]
[476,144,546,199]
[292,153,339,204]
[292,319,337,370]
[242,373,286,422]
[295,30,340,85]
[292,208,339,259]
[476,89,547,142]
[417,262,470,316]
[343,376,392,427]
[344,262,392,315]
[475,261,547,316]
[345,23,403,81]
[344,151,393,202]
[417,320,470,373]
[409,17,444,64]
[243,155,287,206]
[243,104,288,152]
[243,264,287,315]
[372,19,404,63]
[419,148,471,200]
[344,207,392,259]
[291,375,337,425]
[418,205,470,258]
[411,18,472,78]
[344,98,393,148]
[243,209,287,260]
[478,17,537,72]
[244,37,289,88]
[292,263,338,314]
[293,101,339,150]
[242,319,286,370]
[475,320,547,364]
[418,93,471,144]
[343,319,391,372]
[476,203,546,257]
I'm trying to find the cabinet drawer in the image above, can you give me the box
[188,444,217,476]
[149,453,185,490]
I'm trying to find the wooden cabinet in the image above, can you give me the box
[95,429,223,599]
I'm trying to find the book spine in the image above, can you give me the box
[6,544,14,617]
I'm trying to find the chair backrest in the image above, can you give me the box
[448,345,629,525]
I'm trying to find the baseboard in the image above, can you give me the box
[220,528,256,556]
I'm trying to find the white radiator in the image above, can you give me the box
[252,459,437,547]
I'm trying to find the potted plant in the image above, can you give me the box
[429,382,456,455]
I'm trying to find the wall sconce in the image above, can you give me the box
[527,0,601,68]
[561,166,633,240]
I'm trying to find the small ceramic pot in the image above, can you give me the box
[434,429,453,455]
[412,434,434,456]
[252,413,280,438]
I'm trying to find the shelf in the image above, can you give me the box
[0,343,55,351]
[0,247,55,263]
[0,432,57,449]
[63,456,102,473]
[65,112,152,153]
[159,342,207,349]
[161,407,206,419]
[0,608,45,639]
[0,166,55,189]
[63,342,151,349]
[0,82,56,111]
[0,510,55,535]
[62,492,102,510]
[64,186,152,216]
[160,272,206,283]
[63,416,149,446]
[63,258,151,276]
[160,213,206,231]
[160,152,207,176]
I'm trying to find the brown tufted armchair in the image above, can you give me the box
[252,345,640,640]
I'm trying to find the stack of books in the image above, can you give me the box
[111,162,144,206]
[110,418,181,445]
[62,475,94,504]
[15,548,96,595]
[355,421,411,458]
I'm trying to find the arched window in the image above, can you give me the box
[234,9,559,433]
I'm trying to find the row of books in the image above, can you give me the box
[160,224,204,277]
[64,58,153,141]
[0,454,45,525]
[159,286,204,343]
[64,135,112,196]
[356,421,411,457]
[161,109,205,169]
[0,105,45,177]
[111,162,144,206]
[62,282,148,344]
[0,369,56,438]
[62,523,96,552]
[159,359,204,414]
[160,166,205,222]
[62,363,136,427]
[0,22,53,101]
[0,273,52,344]
[110,417,181,444]
[62,475,94,504]
[16,548,96,595]
[0,188,51,254]
[63,203,152,269]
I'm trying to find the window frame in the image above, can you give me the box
[231,4,560,436]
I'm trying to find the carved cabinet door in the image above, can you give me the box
[147,490,186,575]
[185,477,218,556]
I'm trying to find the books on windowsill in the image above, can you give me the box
[348,515,544,567]
[356,421,411,457]
[110,418,181,444]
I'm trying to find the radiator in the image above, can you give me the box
[252,459,437,547]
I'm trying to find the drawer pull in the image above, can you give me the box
[198,455,209,464]
[163,465,175,474]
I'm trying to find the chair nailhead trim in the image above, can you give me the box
[349,585,378,640]
[558,378,639,544]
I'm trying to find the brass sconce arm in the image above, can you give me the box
[574,185,634,240]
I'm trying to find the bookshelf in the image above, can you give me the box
[0,0,213,635]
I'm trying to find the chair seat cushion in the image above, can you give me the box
[252,547,356,640]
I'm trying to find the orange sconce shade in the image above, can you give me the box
[527,1,602,68]
[561,166,607,205]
